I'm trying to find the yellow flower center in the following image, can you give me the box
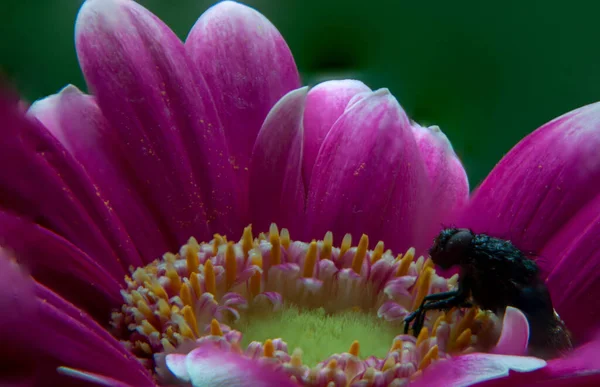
[111,224,500,385]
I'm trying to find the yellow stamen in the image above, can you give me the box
[321,231,333,260]
[190,272,202,299]
[186,237,200,274]
[281,228,291,250]
[241,225,253,261]
[340,233,352,259]
[132,268,150,284]
[213,234,224,256]
[396,250,414,277]
[146,279,168,300]
[140,320,158,335]
[264,339,275,357]
[166,261,181,294]
[161,338,176,352]
[412,267,433,310]
[371,241,385,263]
[210,319,223,336]
[391,338,403,352]
[269,223,281,266]
[182,305,199,337]
[204,260,216,295]
[136,300,155,323]
[418,345,439,370]
[351,234,369,274]
[349,340,360,357]
[225,242,237,290]
[303,241,318,278]
[416,327,429,347]
[455,328,472,351]
[249,249,263,298]
[176,316,195,339]
[291,348,303,367]
[363,368,375,381]
[431,314,445,335]
[327,359,337,370]
[179,283,193,307]
[423,257,434,271]
[382,356,395,371]
[157,298,170,318]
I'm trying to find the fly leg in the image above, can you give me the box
[404,283,469,335]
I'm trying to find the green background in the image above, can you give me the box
[2,0,599,187]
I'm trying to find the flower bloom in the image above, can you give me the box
[1,0,599,386]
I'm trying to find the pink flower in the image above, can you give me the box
[1,0,599,386]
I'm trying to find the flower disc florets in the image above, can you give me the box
[112,224,500,385]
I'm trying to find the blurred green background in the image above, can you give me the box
[1,0,599,187]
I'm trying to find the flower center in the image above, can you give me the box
[111,224,500,385]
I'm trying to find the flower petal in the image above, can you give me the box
[492,307,529,356]
[411,123,469,237]
[249,87,308,234]
[302,80,371,185]
[460,102,600,254]
[0,210,122,321]
[76,0,241,240]
[411,353,546,387]
[305,89,431,253]
[542,191,600,342]
[186,1,301,219]
[28,85,173,263]
[35,282,155,386]
[175,345,296,387]
[0,86,138,277]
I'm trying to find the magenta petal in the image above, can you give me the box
[492,307,529,356]
[0,87,138,277]
[412,123,469,237]
[181,345,296,386]
[57,368,141,387]
[249,87,308,234]
[411,353,546,387]
[186,1,301,219]
[28,85,173,263]
[0,210,122,321]
[35,283,155,386]
[76,0,241,241]
[542,192,600,342]
[302,80,372,185]
[460,102,600,254]
[305,89,431,253]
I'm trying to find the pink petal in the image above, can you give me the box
[186,1,301,220]
[57,368,142,387]
[0,210,122,321]
[179,345,296,386]
[0,86,137,277]
[377,301,409,321]
[411,123,469,239]
[28,85,173,263]
[492,307,529,356]
[541,192,600,342]
[460,102,600,254]
[305,89,431,253]
[165,354,189,382]
[383,276,417,298]
[76,0,241,241]
[34,283,155,386]
[249,87,308,235]
[411,353,546,387]
[302,80,372,185]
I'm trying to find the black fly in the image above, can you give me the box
[403,228,573,359]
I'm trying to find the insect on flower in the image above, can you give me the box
[404,228,573,359]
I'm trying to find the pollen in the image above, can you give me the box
[112,223,502,385]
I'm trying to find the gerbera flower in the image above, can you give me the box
[1,0,599,386]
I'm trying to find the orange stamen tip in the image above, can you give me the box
[210,319,223,336]
[371,240,384,263]
[382,356,395,371]
[432,315,445,335]
[281,228,290,250]
[340,233,352,258]
[327,359,338,369]
[418,345,439,370]
[182,305,199,337]
[269,223,281,266]
[303,241,318,277]
[391,338,403,352]
[186,237,200,274]
[204,260,216,295]
[321,231,333,260]
[351,234,369,274]
[347,340,360,357]
[263,339,275,357]
[416,327,429,346]
[225,242,237,290]
[242,225,253,259]
[455,328,472,350]
[179,283,193,307]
